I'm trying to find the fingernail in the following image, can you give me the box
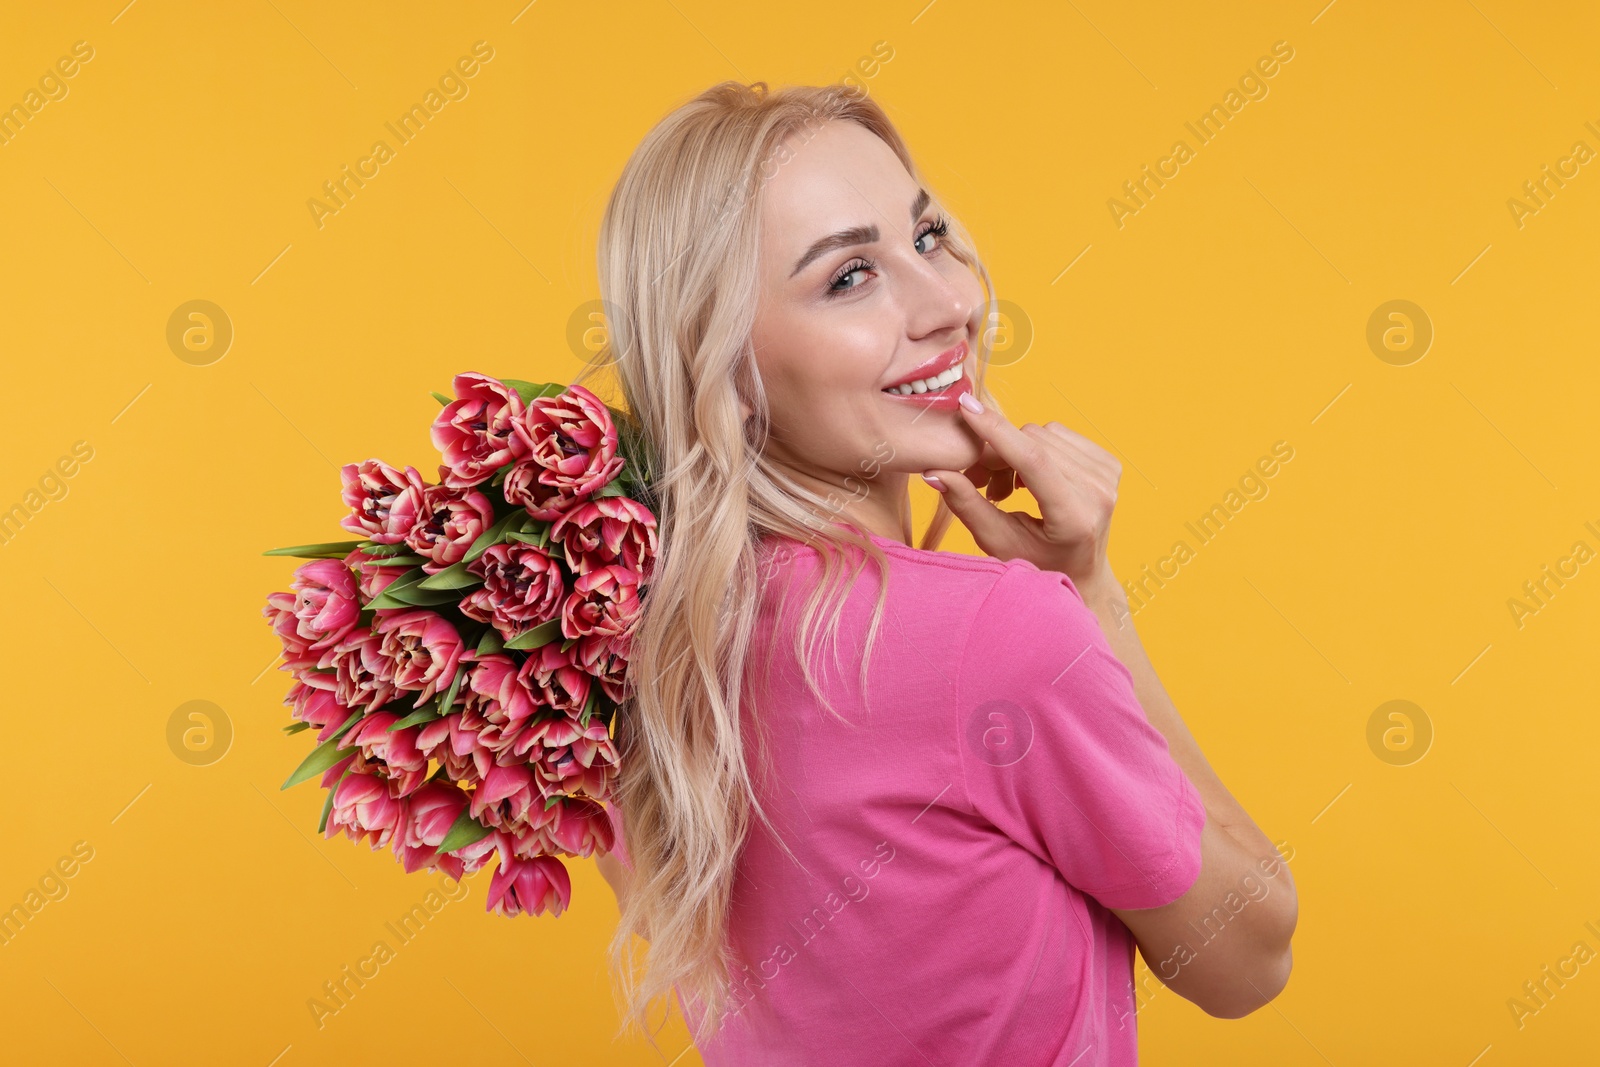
[958,392,984,415]
[921,473,947,492]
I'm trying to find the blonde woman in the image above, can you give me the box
[581,81,1297,1065]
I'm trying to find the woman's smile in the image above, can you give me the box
[880,339,975,410]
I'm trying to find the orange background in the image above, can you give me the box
[2,1,1596,1064]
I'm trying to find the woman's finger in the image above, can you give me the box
[954,397,1062,502]
[920,465,1021,558]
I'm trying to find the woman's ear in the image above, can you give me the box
[738,398,753,422]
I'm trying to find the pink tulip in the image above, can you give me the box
[262,592,318,674]
[449,826,506,876]
[288,679,354,743]
[573,632,632,705]
[344,546,415,601]
[431,373,530,489]
[342,711,429,799]
[326,770,403,850]
[519,641,591,717]
[549,496,657,582]
[393,781,471,876]
[273,559,361,655]
[544,796,616,858]
[463,655,541,759]
[511,384,626,498]
[325,627,401,713]
[404,477,495,570]
[466,543,566,642]
[469,762,540,832]
[457,586,495,627]
[485,854,572,918]
[416,712,495,784]
[560,564,642,646]
[501,459,583,521]
[340,459,428,544]
[530,715,620,801]
[372,608,466,709]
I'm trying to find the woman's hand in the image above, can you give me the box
[922,393,1122,590]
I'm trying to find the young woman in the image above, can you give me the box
[580,81,1297,1065]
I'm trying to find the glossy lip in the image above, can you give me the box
[881,339,968,392]
[880,345,973,411]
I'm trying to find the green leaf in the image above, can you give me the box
[504,530,545,545]
[431,391,453,406]
[361,541,409,557]
[417,561,480,591]
[438,664,468,714]
[544,792,566,810]
[362,568,432,610]
[501,379,567,405]
[593,479,626,499]
[476,627,505,656]
[367,555,428,568]
[263,541,364,559]
[464,507,527,564]
[280,710,363,790]
[282,721,312,735]
[382,584,466,608]
[504,618,562,650]
[388,701,443,731]
[559,636,578,653]
[437,809,494,854]
[316,770,345,833]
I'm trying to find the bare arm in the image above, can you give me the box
[1076,564,1297,1018]
[914,390,1300,1016]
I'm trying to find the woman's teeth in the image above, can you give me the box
[883,364,963,395]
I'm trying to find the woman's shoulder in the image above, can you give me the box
[863,533,1086,608]
[757,531,1088,645]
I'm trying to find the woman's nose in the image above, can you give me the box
[900,253,973,341]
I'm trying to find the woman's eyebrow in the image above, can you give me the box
[788,187,933,279]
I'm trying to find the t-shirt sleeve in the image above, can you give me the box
[955,560,1206,910]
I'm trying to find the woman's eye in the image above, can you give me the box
[914,217,950,255]
[829,259,873,293]
[827,219,949,297]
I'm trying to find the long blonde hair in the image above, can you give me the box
[572,80,1000,1048]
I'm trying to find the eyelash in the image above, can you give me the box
[826,216,951,297]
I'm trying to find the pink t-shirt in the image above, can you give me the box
[605,531,1206,1065]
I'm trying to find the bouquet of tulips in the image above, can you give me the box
[261,374,656,918]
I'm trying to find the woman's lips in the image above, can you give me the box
[881,339,968,391]
[880,363,973,410]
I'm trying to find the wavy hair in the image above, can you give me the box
[571,80,1001,1048]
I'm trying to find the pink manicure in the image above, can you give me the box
[958,392,984,415]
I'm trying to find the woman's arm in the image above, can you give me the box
[1076,565,1298,1018]
[923,397,1297,1016]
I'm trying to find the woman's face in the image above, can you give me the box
[748,119,987,521]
